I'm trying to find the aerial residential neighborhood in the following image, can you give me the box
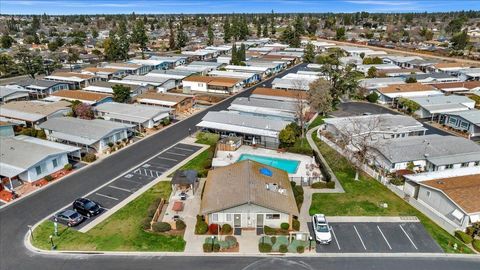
[0,1,480,270]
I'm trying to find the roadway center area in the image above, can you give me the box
[50,143,203,232]
[309,222,443,253]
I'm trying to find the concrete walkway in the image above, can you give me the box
[306,126,345,193]
[299,187,314,231]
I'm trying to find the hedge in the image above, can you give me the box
[326,181,335,189]
[152,222,171,232]
[203,243,213,252]
[280,223,290,230]
[279,244,288,253]
[264,226,276,235]
[176,219,186,230]
[473,239,480,252]
[292,219,300,231]
[455,231,473,244]
[296,245,305,253]
[259,243,272,253]
[195,216,208,234]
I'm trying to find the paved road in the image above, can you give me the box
[331,102,451,136]
[1,65,479,270]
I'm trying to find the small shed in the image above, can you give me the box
[171,170,199,195]
[216,137,242,151]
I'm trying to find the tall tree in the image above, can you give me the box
[231,43,237,65]
[451,30,469,50]
[304,42,315,63]
[112,84,131,103]
[207,23,214,46]
[238,43,246,62]
[175,22,188,49]
[256,18,262,37]
[67,47,79,71]
[270,10,276,35]
[168,19,175,50]
[132,20,149,59]
[16,47,44,79]
[0,33,14,49]
[223,17,231,43]
[0,53,15,76]
[309,79,333,116]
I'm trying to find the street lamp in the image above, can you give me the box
[49,235,56,250]
[309,236,313,251]
[27,225,34,240]
[210,236,215,252]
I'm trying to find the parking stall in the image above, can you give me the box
[50,143,202,231]
[309,222,443,253]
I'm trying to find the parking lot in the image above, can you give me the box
[50,143,202,231]
[309,222,443,253]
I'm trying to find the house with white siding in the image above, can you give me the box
[409,95,475,119]
[200,160,299,230]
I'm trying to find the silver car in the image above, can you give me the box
[312,214,332,244]
[54,209,84,227]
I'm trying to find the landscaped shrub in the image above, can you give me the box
[221,223,232,234]
[390,178,404,186]
[209,223,220,234]
[82,153,97,162]
[294,185,304,196]
[213,243,220,252]
[147,198,162,218]
[152,222,171,232]
[203,243,213,252]
[264,226,276,235]
[195,221,208,234]
[280,223,290,230]
[225,236,238,248]
[176,219,186,230]
[295,194,304,208]
[258,243,272,253]
[44,175,54,182]
[141,217,151,230]
[366,92,379,103]
[296,245,305,253]
[270,236,276,245]
[311,182,327,188]
[107,142,114,148]
[279,244,288,253]
[63,163,73,171]
[162,118,171,126]
[473,239,480,252]
[455,231,473,244]
[326,181,336,189]
[292,219,300,231]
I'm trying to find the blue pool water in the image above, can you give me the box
[237,154,300,174]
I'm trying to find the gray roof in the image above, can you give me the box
[446,109,480,125]
[149,69,197,77]
[11,78,67,88]
[200,111,288,132]
[405,73,457,80]
[0,86,31,98]
[375,134,480,165]
[410,95,474,112]
[189,61,223,68]
[95,102,171,123]
[200,160,299,215]
[123,75,172,84]
[324,114,426,135]
[230,97,297,112]
[171,170,198,185]
[89,81,146,92]
[39,117,134,144]
[0,137,72,178]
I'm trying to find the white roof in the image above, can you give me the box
[95,102,171,123]
[225,65,269,73]
[44,75,86,82]
[404,167,480,183]
[208,70,257,79]
[129,59,166,66]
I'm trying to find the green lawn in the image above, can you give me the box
[31,182,185,252]
[308,115,325,130]
[310,133,473,254]
[287,137,313,155]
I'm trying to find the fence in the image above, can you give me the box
[150,198,166,229]
[290,176,322,186]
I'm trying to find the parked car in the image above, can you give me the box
[53,210,84,227]
[72,198,102,217]
[312,214,332,244]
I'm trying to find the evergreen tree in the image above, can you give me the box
[293,15,305,36]
[168,19,175,50]
[223,17,231,43]
[263,22,269,37]
[256,18,262,37]
[207,23,214,46]
[15,47,44,79]
[231,43,237,65]
[176,23,188,49]
[451,30,469,50]
[239,16,249,40]
[270,10,276,35]
[132,20,149,59]
[0,33,14,49]
[304,42,315,63]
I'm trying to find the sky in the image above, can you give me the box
[1,0,479,15]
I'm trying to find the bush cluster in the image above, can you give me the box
[292,219,300,231]
[63,163,73,171]
[209,223,220,234]
[264,226,276,235]
[221,223,232,234]
[296,245,305,253]
[195,215,208,234]
[259,243,272,253]
[152,222,171,232]
[280,223,290,230]
[82,153,97,163]
[455,231,473,244]
[175,219,186,230]
[44,175,54,182]
[279,244,288,253]
[473,239,480,252]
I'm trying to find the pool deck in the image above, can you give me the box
[213,145,322,179]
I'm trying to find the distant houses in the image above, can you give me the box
[0,100,71,127]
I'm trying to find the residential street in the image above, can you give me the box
[0,65,479,270]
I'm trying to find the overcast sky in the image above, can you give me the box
[2,0,479,14]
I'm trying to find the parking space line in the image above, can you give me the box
[157,156,178,162]
[174,147,194,152]
[399,224,418,250]
[330,226,341,250]
[353,225,367,250]
[121,178,141,185]
[377,225,392,250]
[95,193,119,201]
[109,185,133,193]
[166,151,187,156]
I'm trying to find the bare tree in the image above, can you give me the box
[292,79,310,138]
[336,115,385,181]
[309,78,333,116]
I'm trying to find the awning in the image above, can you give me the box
[452,209,464,220]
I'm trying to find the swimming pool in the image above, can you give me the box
[237,154,300,174]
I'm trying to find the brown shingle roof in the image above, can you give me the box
[183,75,213,83]
[51,90,111,102]
[431,81,480,90]
[433,62,474,69]
[137,92,192,104]
[378,83,437,94]
[200,160,299,215]
[421,174,480,214]
[51,72,95,79]
[183,76,241,87]
[252,87,308,100]
[0,100,71,115]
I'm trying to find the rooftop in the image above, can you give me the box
[95,102,171,123]
[421,174,480,214]
[251,87,308,100]
[51,90,111,102]
[200,160,299,215]
[378,83,437,94]
[0,101,71,122]
[446,109,480,124]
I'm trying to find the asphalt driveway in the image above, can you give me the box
[308,221,443,253]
